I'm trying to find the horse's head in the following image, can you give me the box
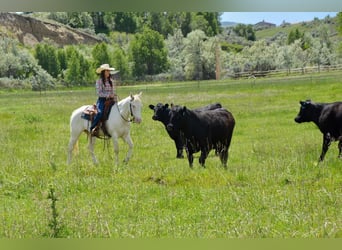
[130,92,143,124]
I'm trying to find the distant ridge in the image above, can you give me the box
[221,21,238,27]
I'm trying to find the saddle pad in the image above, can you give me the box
[81,105,97,121]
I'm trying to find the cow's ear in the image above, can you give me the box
[149,104,155,110]
[165,103,169,109]
[300,101,305,106]
[182,106,187,113]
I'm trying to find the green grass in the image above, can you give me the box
[0,72,341,238]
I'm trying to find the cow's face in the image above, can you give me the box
[149,103,169,121]
[294,100,313,123]
[167,106,186,132]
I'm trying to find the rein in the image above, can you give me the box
[116,101,134,123]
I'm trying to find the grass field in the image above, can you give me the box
[0,72,341,238]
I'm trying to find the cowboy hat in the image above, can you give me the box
[96,64,115,74]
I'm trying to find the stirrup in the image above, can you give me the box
[91,127,99,137]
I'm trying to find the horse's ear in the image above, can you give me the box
[130,93,134,101]
[138,91,142,97]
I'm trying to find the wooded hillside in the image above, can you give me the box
[0,12,341,90]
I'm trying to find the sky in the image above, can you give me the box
[220,12,338,26]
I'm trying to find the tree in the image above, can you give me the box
[47,12,69,25]
[233,24,256,41]
[91,42,111,69]
[198,12,221,36]
[112,12,138,33]
[290,39,310,73]
[112,46,129,81]
[90,12,107,33]
[181,12,192,37]
[63,46,92,86]
[67,12,94,30]
[130,27,168,78]
[166,28,186,80]
[243,40,277,73]
[64,49,80,86]
[223,50,247,77]
[309,38,332,71]
[136,12,175,38]
[277,45,293,74]
[57,49,67,72]
[287,28,303,45]
[336,12,342,55]
[48,12,94,31]
[30,67,55,91]
[201,36,221,79]
[337,12,342,36]
[34,43,60,78]
[183,29,207,80]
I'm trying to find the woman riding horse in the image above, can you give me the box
[90,64,118,136]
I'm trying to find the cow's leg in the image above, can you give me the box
[122,134,134,164]
[319,133,332,162]
[88,136,98,164]
[185,147,194,168]
[338,139,342,158]
[220,147,228,168]
[175,138,184,158]
[199,149,208,167]
[176,147,184,159]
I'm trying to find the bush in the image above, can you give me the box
[0,77,30,89]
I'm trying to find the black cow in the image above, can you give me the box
[294,100,342,162]
[149,103,222,158]
[167,106,235,168]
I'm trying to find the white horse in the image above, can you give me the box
[67,92,143,165]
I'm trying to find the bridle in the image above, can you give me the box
[117,100,135,123]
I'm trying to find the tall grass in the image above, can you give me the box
[0,73,341,238]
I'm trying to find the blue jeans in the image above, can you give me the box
[90,98,106,130]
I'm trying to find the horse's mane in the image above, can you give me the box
[119,92,142,103]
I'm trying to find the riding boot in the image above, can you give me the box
[91,126,98,136]
[91,123,101,137]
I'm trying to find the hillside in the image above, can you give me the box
[255,16,340,42]
[0,12,101,47]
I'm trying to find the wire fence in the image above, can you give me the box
[224,64,342,79]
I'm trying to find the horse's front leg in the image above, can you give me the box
[123,134,134,163]
[88,136,98,164]
[112,136,120,165]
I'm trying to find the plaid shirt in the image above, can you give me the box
[96,78,114,98]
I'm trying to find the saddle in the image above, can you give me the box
[81,99,115,138]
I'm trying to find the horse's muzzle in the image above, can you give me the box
[133,117,142,124]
